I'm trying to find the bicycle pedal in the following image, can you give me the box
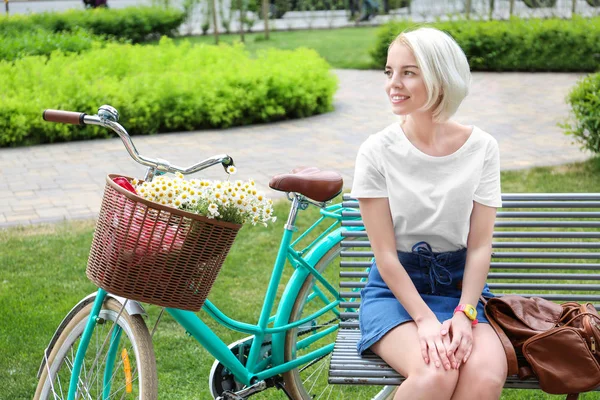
[218,391,245,400]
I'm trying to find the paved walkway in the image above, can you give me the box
[0,70,590,228]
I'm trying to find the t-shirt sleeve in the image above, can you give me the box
[350,140,388,198]
[474,139,502,208]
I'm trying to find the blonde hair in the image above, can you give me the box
[391,27,471,122]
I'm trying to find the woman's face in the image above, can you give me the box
[385,43,428,116]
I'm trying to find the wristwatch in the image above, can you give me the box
[454,304,479,326]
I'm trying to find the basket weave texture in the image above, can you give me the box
[86,174,242,311]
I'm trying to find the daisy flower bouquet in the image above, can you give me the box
[133,167,276,226]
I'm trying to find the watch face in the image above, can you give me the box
[466,305,477,319]
[455,305,477,320]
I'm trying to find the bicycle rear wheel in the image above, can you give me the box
[282,244,384,400]
[34,298,157,400]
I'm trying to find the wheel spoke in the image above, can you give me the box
[35,299,155,400]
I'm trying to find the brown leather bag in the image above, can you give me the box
[483,295,600,399]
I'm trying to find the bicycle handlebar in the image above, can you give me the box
[42,105,234,178]
[43,110,87,125]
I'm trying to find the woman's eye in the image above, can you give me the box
[404,70,415,76]
[384,70,392,77]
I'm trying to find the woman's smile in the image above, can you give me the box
[390,95,410,104]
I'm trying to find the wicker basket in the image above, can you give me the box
[86,174,242,311]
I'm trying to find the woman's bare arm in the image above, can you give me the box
[359,197,435,323]
[461,201,497,308]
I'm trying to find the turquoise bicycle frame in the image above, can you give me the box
[67,195,363,399]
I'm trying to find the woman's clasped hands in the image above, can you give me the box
[416,313,474,371]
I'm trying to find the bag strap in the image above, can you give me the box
[563,312,600,327]
[481,296,519,377]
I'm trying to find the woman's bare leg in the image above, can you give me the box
[370,322,459,400]
[450,324,507,400]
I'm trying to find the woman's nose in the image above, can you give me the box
[387,74,403,89]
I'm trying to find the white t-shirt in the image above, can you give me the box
[350,123,502,253]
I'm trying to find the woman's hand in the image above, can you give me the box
[415,317,452,370]
[441,312,474,369]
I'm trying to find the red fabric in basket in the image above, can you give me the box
[108,177,184,265]
[113,176,138,194]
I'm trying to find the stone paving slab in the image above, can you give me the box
[0,70,590,228]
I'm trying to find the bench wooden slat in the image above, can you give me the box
[342,241,600,249]
[338,302,600,310]
[339,292,600,301]
[341,261,600,270]
[342,200,600,209]
[342,220,600,228]
[340,282,600,291]
[343,192,600,201]
[340,272,600,280]
[342,231,600,238]
[342,211,600,219]
[341,251,600,260]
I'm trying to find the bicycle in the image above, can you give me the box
[34,105,395,400]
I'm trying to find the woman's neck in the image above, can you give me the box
[401,113,446,145]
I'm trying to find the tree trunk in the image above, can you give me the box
[238,0,244,43]
[262,0,269,39]
[211,0,219,44]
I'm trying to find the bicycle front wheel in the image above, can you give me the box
[282,244,383,400]
[34,298,157,400]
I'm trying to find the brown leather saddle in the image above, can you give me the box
[269,167,343,203]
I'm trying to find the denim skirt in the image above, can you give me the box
[357,241,493,355]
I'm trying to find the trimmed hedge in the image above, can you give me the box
[0,29,100,62]
[0,38,337,147]
[562,73,600,154]
[371,17,600,72]
[0,7,186,43]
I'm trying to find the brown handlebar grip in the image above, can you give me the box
[43,110,86,125]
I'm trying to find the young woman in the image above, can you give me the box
[351,27,508,400]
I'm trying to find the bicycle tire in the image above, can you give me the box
[34,298,157,400]
[281,243,384,399]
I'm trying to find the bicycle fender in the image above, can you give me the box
[36,291,147,378]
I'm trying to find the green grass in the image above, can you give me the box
[173,27,380,69]
[4,159,600,399]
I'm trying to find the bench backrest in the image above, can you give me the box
[339,193,600,329]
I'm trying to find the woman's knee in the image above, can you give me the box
[409,364,460,393]
[459,358,505,396]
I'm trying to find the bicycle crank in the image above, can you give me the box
[217,381,268,400]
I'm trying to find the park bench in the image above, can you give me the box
[329,193,600,395]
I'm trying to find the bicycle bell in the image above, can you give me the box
[98,105,119,122]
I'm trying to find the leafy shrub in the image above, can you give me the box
[0,38,337,147]
[371,17,600,72]
[0,29,100,62]
[562,73,600,154]
[0,6,186,43]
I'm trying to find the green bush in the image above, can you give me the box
[0,29,100,62]
[0,38,337,147]
[0,6,186,43]
[371,17,600,72]
[562,73,600,154]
